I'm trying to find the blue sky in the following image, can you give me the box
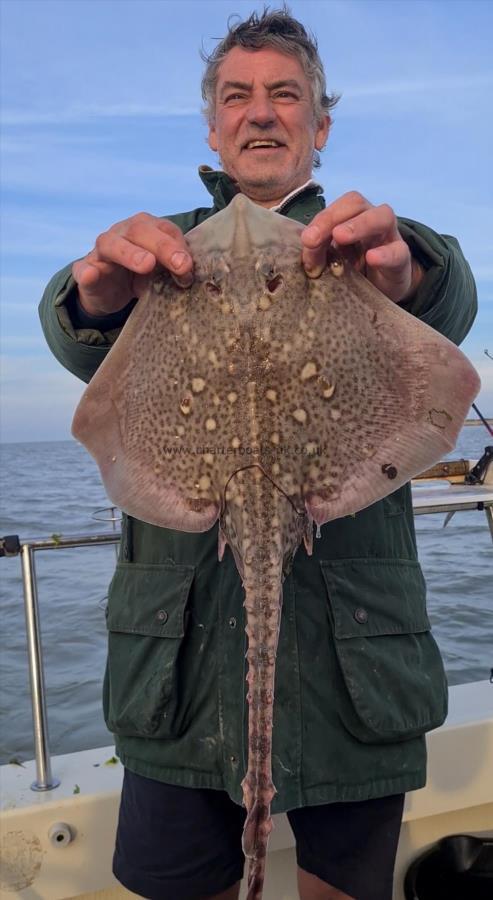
[1,0,492,442]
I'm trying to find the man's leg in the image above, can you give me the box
[113,770,246,900]
[297,867,354,900]
[288,794,405,900]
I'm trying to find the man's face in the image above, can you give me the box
[207,47,330,207]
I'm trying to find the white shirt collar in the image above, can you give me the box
[269,178,321,212]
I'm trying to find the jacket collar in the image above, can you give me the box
[198,165,324,215]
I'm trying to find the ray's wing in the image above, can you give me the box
[71,267,243,531]
[245,246,480,526]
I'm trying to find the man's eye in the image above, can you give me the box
[274,91,298,100]
[224,93,245,103]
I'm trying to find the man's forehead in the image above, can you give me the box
[216,46,308,86]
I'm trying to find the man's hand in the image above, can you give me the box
[301,191,424,303]
[72,213,194,316]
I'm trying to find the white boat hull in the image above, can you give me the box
[1,680,492,900]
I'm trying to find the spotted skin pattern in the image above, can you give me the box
[73,195,480,900]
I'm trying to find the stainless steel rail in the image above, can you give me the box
[1,485,492,791]
[6,530,120,791]
[412,484,493,540]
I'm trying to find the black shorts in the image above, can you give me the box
[113,769,405,900]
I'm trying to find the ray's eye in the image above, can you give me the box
[266,273,283,293]
[206,281,221,295]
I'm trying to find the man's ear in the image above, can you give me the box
[208,122,218,152]
[315,114,330,151]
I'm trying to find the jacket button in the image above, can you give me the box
[228,617,237,629]
[156,609,168,623]
[354,608,368,624]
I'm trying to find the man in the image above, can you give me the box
[39,8,477,900]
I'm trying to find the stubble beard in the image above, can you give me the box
[237,171,286,203]
[220,148,313,205]
[223,157,299,205]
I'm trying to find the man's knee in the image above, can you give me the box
[297,866,355,900]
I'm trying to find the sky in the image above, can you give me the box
[1,0,492,443]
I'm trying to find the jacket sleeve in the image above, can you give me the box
[38,265,125,384]
[38,209,211,385]
[397,217,477,346]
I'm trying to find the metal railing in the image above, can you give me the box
[2,529,120,791]
[1,480,492,792]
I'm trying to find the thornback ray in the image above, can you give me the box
[72,194,480,900]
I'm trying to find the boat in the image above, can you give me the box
[1,451,492,900]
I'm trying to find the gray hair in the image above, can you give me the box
[201,5,340,166]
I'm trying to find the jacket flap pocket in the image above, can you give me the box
[320,557,430,639]
[319,557,446,742]
[106,562,194,638]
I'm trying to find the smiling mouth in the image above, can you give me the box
[243,140,285,150]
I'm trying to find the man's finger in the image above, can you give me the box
[364,240,414,302]
[365,239,410,273]
[302,192,373,248]
[85,214,193,278]
[301,192,374,277]
[332,204,399,249]
[93,231,158,273]
[123,218,193,275]
[72,258,117,288]
[301,236,327,278]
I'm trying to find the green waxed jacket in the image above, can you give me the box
[39,168,477,811]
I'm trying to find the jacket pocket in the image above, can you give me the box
[103,562,194,739]
[320,558,448,743]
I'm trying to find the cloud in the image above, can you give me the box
[1,104,202,127]
[341,72,493,100]
[0,213,97,261]
[1,145,200,202]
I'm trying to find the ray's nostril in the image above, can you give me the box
[266,274,283,293]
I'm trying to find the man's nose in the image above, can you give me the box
[246,94,276,127]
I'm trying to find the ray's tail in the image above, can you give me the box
[241,563,283,900]
[221,465,307,900]
[246,855,268,900]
